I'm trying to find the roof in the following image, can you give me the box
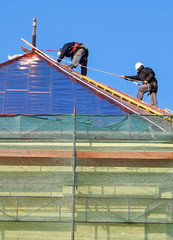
[0,39,171,116]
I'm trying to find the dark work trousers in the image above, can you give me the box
[71,45,88,76]
[137,83,158,107]
[80,55,88,76]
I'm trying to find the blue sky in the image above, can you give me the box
[1,0,173,111]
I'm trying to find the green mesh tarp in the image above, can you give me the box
[0,114,172,141]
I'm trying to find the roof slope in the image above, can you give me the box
[0,41,170,116]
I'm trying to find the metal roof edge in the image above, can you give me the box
[0,53,28,68]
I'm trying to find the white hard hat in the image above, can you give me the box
[135,62,143,71]
[57,51,61,57]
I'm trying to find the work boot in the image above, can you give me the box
[67,64,73,69]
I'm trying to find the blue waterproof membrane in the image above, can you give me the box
[0,55,131,115]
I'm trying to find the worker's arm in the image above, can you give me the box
[57,45,68,62]
[121,74,141,81]
[144,68,155,83]
[57,42,74,63]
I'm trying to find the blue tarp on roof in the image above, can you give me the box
[0,54,132,115]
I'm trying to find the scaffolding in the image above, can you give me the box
[0,114,172,240]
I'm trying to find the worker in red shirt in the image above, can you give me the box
[57,42,89,76]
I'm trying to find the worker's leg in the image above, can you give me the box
[149,92,158,107]
[149,82,158,107]
[80,55,88,76]
[137,84,149,100]
[71,48,85,68]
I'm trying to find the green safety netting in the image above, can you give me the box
[0,114,172,142]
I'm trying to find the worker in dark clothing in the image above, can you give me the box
[57,42,89,76]
[121,62,158,107]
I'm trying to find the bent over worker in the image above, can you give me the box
[121,62,158,107]
[57,42,89,76]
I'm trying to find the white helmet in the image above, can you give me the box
[135,62,143,71]
[57,51,61,57]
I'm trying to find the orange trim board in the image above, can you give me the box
[0,149,73,158]
[0,149,172,159]
[77,151,173,159]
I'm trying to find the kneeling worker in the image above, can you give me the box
[121,62,158,107]
[57,42,89,76]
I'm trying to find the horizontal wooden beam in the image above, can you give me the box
[0,149,172,159]
[0,149,172,167]
[0,149,73,158]
[77,150,173,159]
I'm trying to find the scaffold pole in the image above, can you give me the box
[71,108,76,240]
